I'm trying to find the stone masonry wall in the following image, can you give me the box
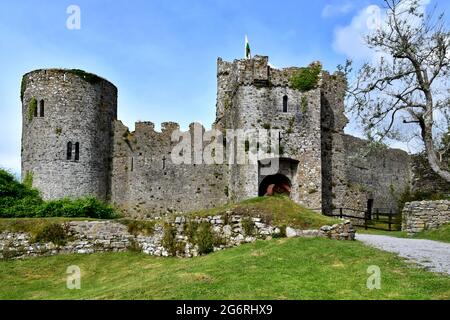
[110,120,229,217]
[216,56,323,209]
[402,200,450,235]
[21,69,117,201]
[0,218,355,260]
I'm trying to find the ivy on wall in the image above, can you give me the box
[28,98,37,122]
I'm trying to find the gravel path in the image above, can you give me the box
[355,234,450,275]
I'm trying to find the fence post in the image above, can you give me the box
[339,208,343,219]
[364,211,368,230]
[388,209,392,231]
[376,208,379,220]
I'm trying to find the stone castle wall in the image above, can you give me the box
[0,218,355,260]
[110,120,229,217]
[21,69,117,201]
[402,200,450,235]
[337,134,411,212]
[20,56,424,218]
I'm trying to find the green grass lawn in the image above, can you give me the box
[0,237,449,300]
[356,223,450,243]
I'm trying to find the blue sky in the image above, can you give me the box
[0,0,448,175]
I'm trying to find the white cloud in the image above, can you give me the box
[322,2,354,18]
[332,0,431,61]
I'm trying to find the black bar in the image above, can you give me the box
[388,209,392,231]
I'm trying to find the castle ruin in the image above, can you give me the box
[21,55,415,217]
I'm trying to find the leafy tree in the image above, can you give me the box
[344,0,450,182]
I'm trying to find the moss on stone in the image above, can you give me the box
[20,76,27,101]
[301,96,308,113]
[67,69,102,84]
[28,98,37,122]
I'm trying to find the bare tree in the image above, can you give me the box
[345,0,450,182]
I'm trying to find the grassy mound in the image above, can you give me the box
[0,237,448,300]
[189,195,340,229]
[0,169,116,219]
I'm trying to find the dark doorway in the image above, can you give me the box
[258,174,291,197]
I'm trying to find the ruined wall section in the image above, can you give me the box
[110,121,228,217]
[320,72,411,213]
[21,69,117,201]
[216,56,323,209]
[339,135,411,212]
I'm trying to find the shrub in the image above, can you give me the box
[0,169,117,219]
[121,220,155,236]
[36,197,117,219]
[291,64,322,92]
[0,169,43,217]
[241,217,255,236]
[195,223,214,255]
[162,223,177,255]
[184,220,199,244]
[32,223,69,246]
[213,234,227,247]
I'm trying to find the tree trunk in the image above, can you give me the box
[422,109,450,183]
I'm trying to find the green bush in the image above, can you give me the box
[33,223,69,246]
[241,217,255,236]
[162,223,177,255]
[195,223,214,255]
[121,219,155,236]
[291,64,321,92]
[184,220,199,244]
[0,169,116,219]
[36,197,117,219]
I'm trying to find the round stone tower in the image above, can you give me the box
[21,69,117,201]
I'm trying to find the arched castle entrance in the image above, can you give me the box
[258,174,291,196]
[258,157,298,198]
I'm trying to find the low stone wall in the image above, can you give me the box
[0,216,355,260]
[402,200,450,235]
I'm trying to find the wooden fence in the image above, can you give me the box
[325,207,400,231]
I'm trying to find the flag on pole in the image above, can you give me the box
[245,35,251,59]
